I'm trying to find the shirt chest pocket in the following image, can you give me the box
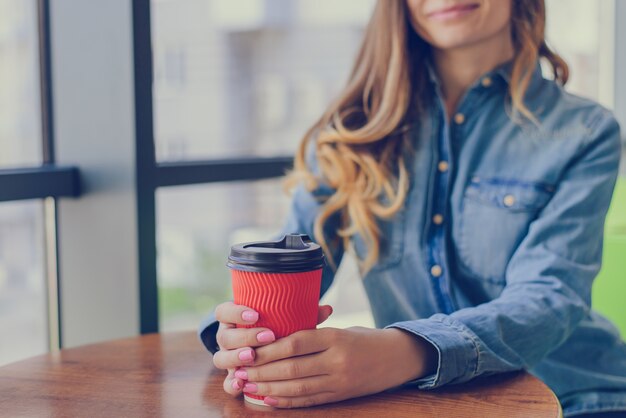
[457,177,555,282]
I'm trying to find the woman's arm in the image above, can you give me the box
[388,110,622,388]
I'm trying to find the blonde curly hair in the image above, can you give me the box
[286,0,568,273]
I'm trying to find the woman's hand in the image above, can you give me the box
[211,301,334,397]
[234,326,438,408]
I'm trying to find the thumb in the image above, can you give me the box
[316,305,333,325]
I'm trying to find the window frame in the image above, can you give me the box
[0,0,81,355]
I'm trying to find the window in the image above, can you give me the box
[0,0,42,168]
[0,201,47,365]
[0,0,79,365]
[0,0,46,366]
[152,0,376,161]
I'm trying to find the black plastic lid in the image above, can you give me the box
[227,234,325,273]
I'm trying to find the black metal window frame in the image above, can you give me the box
[132,0,293,333]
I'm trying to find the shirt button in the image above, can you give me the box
[481,77,492,87]
[503,194,516,207]
[433,214,443,225]
[454,113,465,124]
[430,265,443,277]
[437,161,449,172]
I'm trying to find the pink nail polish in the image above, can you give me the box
[238,349,254,362]
[234,369,248,380]
[256,330,275,343]
[242,310,258,322]
[264,397,279,406]
[231,379,241,390]
[243,382,258,393]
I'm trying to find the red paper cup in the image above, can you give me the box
[227,234,325,406]
[231,269,322,338]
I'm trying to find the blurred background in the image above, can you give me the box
[1,0,625,366]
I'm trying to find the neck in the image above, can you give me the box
[432,27,514,116]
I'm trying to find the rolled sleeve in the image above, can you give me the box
[387,314,480,388]
[198,311,219,354]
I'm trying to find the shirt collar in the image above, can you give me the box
[424,56,544,92]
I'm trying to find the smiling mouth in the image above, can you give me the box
[427,3,480,21]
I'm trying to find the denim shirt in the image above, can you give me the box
[199,63,626,417]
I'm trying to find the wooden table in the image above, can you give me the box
[0,331,562,417]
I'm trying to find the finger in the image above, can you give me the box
[217,327,276,350]
[240,352,327,382]
[317,305,333,325]
[261,393,336,409]
[254,329,330,366]
[215,301,259,325]
[213,347,256,370]
[223,369,244,397]
[243,375,330,398]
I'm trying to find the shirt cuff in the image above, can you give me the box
[385,313,480,389]
[198,312,220,354]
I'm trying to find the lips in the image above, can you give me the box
[427,2,480,21]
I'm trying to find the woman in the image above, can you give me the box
[200,1,626,416]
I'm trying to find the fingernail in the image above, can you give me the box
[256,330,275,343]
[231,379,241,390]
[238,349,254,362]
[242,310,258,322]
[234,369,248,380]
[264,397,279,406]
[243,382,258,393]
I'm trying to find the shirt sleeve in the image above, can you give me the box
[198,147,343,353]
[388,110,622,388]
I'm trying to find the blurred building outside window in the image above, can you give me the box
[0,0,42,168]
[545,0,615,109]
[0,0,47,368]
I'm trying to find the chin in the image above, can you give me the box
[428,32,479,50]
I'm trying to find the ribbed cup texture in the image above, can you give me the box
[231,269,322,339]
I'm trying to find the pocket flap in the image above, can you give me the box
[464,176,555,212]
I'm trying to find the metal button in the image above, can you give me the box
[430,265,443,277]
[481,77,492,87]
[503,194,516,207]
[433,214,443,225]
[438,161,449,173]
[454,113,465,124]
